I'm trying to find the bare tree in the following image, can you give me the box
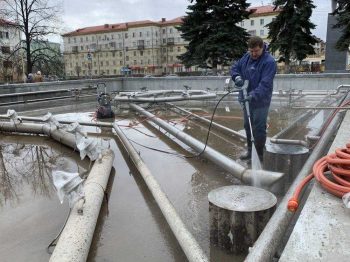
[0,0,62,75]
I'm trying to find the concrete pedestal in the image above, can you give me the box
[208,185,276,254]
[264,142,309,193]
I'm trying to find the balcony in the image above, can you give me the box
[72,46,79,53]
[137,40,145,50]
[167,38,175,45]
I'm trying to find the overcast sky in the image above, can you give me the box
[56,0,331,43]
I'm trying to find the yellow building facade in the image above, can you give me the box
[62,17,187,77]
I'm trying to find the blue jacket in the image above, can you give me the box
[230,44,277,108]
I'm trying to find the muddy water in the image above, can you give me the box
[0,135,90,262]
[0,98,330,262]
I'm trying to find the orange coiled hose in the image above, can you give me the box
[288,143,350,212]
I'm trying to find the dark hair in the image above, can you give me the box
[248,36,264,49]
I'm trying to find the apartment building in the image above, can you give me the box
[240,5,281,41]
[0,19,22,82]
[62,17,187,77]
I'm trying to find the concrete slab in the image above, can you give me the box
[279,111,350,261]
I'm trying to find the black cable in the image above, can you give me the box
[126,90,234,159]
[177,90,234,159]
[46,208,72,254]
[128,137,187,159]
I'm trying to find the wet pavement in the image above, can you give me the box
[0,93,342,262]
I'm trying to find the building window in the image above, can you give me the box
[107,70,109,74]
[119,51,122,56]
[114,69,116,74]
[155,31,158,37]
[68,38,71,44]
[260,19,264,25]
[140,51,143,56]
[133,32,135,37]
[101,61,103,66]
[120,61,123,65]
[119,43,122,48]
[126,56,129,61]
[260,30,264,36]
[170,28,173,34]
[146,31,149,37]
[74,37,76,43]
[133,60,137,65]
[106,61,109,66]
[80,46,83,50]
[177,46,181,52]
[241,21,245,27]
[80,37,83,42]
[133,51,136,56]
[139,32,142,37]
[125,33,128,38]
[162,29,166,34]
[163,39,166,44]
[133,42,136,47]
[141,59,143,65]
[125,47,128,51]
[250,20,254,26]
[169,47,173,52]
[248,30,256,36]
[148,50,151,55]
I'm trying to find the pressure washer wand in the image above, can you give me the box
[241,82,255,144]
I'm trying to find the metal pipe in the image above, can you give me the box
[130,103,283,188]
[0,114,113,128]
[118,90,214,98]
[114,93,216,103]
[244,111,344,262]
[112,123,208,262]
[269,138,308,147]
[0,122,78,150]
[331,84,350,95]
[292,106,350,110]
[166,102,246,141]
[50,149,114,262]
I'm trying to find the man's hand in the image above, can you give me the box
[234,76,244,87]
[241,95,252,103]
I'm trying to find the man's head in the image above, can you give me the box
[248,36,264,60]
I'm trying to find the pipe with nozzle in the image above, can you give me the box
[129,103,284,189]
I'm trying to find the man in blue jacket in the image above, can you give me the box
[230,36,277,162]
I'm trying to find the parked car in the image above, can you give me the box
[143,75,153,78]
[165,74,178,78]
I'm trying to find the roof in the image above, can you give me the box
[62,17,184,37]
[0,19,17,27]
[248,5,282,17]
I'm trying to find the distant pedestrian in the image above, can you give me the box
[27,73,34,83]
[34,71,43,82]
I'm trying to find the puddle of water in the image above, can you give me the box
[0,97,332,262]
[0,135,89,262]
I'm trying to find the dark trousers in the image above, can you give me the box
[243,105,269,157]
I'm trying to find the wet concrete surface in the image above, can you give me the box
[0,95,336,262]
